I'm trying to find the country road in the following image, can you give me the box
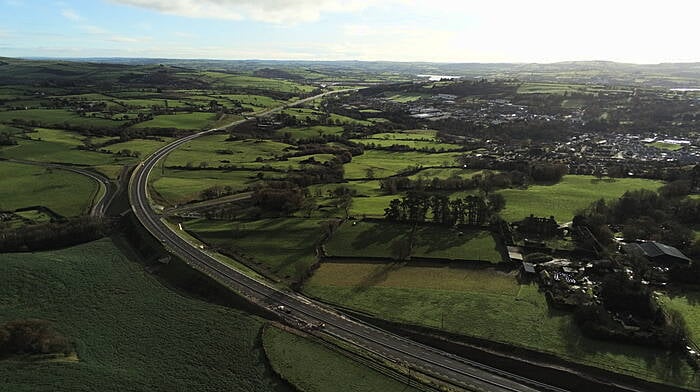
[128,89,569,392]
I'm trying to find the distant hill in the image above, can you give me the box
[8,56,700,88]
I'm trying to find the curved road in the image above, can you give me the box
[129,91,568,392]
[4,158,114,217]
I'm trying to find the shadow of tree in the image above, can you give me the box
[352,262,404,294]
[412,226,477,254]
[350,223,407,250]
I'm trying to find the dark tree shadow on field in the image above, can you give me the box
[412,226,477,254]
[351,223,408,250]
[352,262,404,294]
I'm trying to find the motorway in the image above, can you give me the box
[129,90,568,392]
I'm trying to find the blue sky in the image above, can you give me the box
[0,0,698,63]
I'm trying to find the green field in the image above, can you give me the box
[384,93,427,103]
[115,98,189,108]
[263,326,420,392]
[0,239,285,392]
[276,126,344,140]
[165,135,294,168]
[409,168,484,180]
[216,94,283,110]
[184,218,324,282]
[660,292,700,342]
[350,138,463,151]
[344,150,460,179]
[0,128,118,166]
[498,175,665,222]
[0,161,98,216]
[370,130,438,141]
[650,142,684,151]
[150,169,263,205]
[517,83,590,95]
[0,109,125,129]
[304,264,698,389]
[132,112,217,130]
[325,221,502,262]
[202,72,315,93]
[103,138,173,158]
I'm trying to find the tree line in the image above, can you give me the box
[0,217,110,252]
[384,192,504,227]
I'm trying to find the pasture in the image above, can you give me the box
[343,150,460,179]
[650,142,684,151]
[150,169,262,205]
[184,218,325,282]
[304,265,697,389]
[0,128,116,166]
[498,175,664,222]
[0,109,124,129]
[202,71,315,93]
[263,326,419,392]
[276,126,344,140]
[325,221,502,262]
[132,112,217,130]
[370,130,439,141]
[165,135,294,168]
[0,161,98,217]
[103,138,173,158]
[408,168,484,180]
[350,138,463,151]
[0,239,283,392]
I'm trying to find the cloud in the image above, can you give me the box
[109,35,142,43]
[81,25,109,35]
[61,9,82,21]
[107,0,384,23]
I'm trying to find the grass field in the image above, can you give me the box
[650,142,684,151]
[350,138,463,151]
[409,168,484,180]
[115,98,189,108]
[184,218,324,282]
[0,239,285,392]
[165,135,294,168]
[384,93,427,103]
[370,130,438,141]
[0,128,118,166]
[202,71,315,93]
[325,221,502,262]
[517,83,590,95]
[344,150,460,179]
[216,94,283,109]
[132,112,217,130]
[103,138,173,158]
[304,264,698,389]
[498,175,664,222]
[660,292,700,342]
[263,326,420,392]
[275,126,344,140]
[0,109,125,129]
[0,161,98,216]
[150,169,262,205]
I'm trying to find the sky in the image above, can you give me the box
[0,0,698,63]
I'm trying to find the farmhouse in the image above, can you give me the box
[622,241,691,266]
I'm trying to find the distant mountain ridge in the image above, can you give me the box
[4,56,700,88]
